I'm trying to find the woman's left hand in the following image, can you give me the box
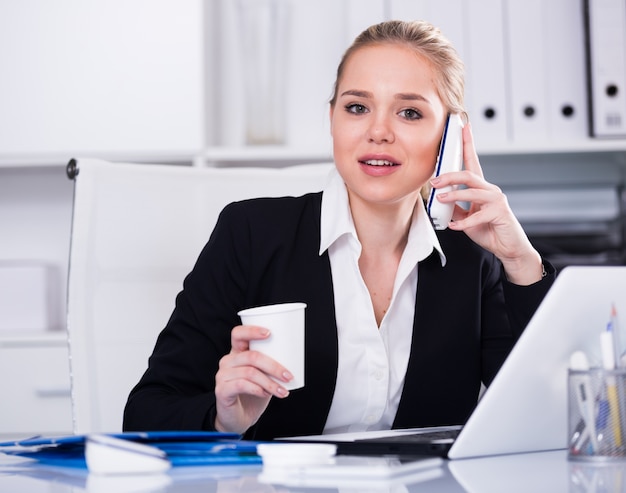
[429,122,544,285]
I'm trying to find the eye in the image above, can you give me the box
[399,108,422,121]
[345,103,368,115]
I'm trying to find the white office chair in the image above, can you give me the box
[65,158,333,434]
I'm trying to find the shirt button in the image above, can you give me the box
[374,369,384,380]
[365,415,376,424]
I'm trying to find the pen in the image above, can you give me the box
[612,304,626,455]
[610,303,626,368]
[570,351,599,454]
[609,303,622,367]
[600,328,623,448]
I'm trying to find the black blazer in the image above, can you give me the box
[123,192,554,439]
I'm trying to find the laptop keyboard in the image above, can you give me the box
[356,428,461,444]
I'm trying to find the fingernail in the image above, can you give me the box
[430,177,441,185]
[276,387,289,397]
[282,371,293,381]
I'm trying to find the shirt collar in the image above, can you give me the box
[319,168,446,266]
[320,169,356,255]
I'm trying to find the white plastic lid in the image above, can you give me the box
[256,443,337,467]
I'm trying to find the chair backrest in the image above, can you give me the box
[66,158,334,433]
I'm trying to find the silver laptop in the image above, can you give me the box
[285,266,626,459]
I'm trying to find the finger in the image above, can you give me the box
[462,122,484,180]
[216,365,290,400]
[448,192,515,230]
[449,206,496,230]
[230,324,270,353]
[220,349,294,386]
[216,374,271,405]
[438,182,502,206]
[449,203,468,223]
[430,170,475,191]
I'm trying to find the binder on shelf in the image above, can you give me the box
[464,0,509,145]
[544,0,589,141]
[584,0,626,138]
[504,0,549,142]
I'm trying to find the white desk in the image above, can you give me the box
[0,450,620,492]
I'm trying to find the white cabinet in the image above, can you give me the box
[0,334,72,439]
[0,0,204,163]
[0,168,73,438]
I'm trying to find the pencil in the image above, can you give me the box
[601,330,623,448]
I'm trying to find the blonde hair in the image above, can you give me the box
[330,20,466,118]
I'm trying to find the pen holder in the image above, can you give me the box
[568,368,626,461]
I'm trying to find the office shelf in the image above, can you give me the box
[197,140,626,168]
[0,330,67,347]
[0,152,198,169]
[2,139,626,169]
[477,138,626,156]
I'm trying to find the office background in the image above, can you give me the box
[0,0,625,438]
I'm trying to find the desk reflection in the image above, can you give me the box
[3,451,626,492]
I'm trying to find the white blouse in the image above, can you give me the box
[319,170,445,434]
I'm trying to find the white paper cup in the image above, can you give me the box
[237,302,306,390]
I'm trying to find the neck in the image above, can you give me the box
[349,194,419,327]
[349,193,418,255]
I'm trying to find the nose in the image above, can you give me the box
[367,115,395,144]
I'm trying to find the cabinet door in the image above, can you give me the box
[0,345,72,436]
[0,0,203,157]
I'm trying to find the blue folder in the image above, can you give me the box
[0,431,263,468]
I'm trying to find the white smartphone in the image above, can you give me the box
[426,113,464,230]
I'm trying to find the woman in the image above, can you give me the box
[123,20,554,439]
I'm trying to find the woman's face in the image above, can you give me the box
[330,43,447,211]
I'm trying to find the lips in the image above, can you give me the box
[361,159,399,166]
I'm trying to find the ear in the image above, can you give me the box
[329,105,334,134]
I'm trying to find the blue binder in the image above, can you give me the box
[0,431,263,468]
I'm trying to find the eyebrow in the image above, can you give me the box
[340,89,430,104]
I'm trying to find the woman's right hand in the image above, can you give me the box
[214,324,293,435]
